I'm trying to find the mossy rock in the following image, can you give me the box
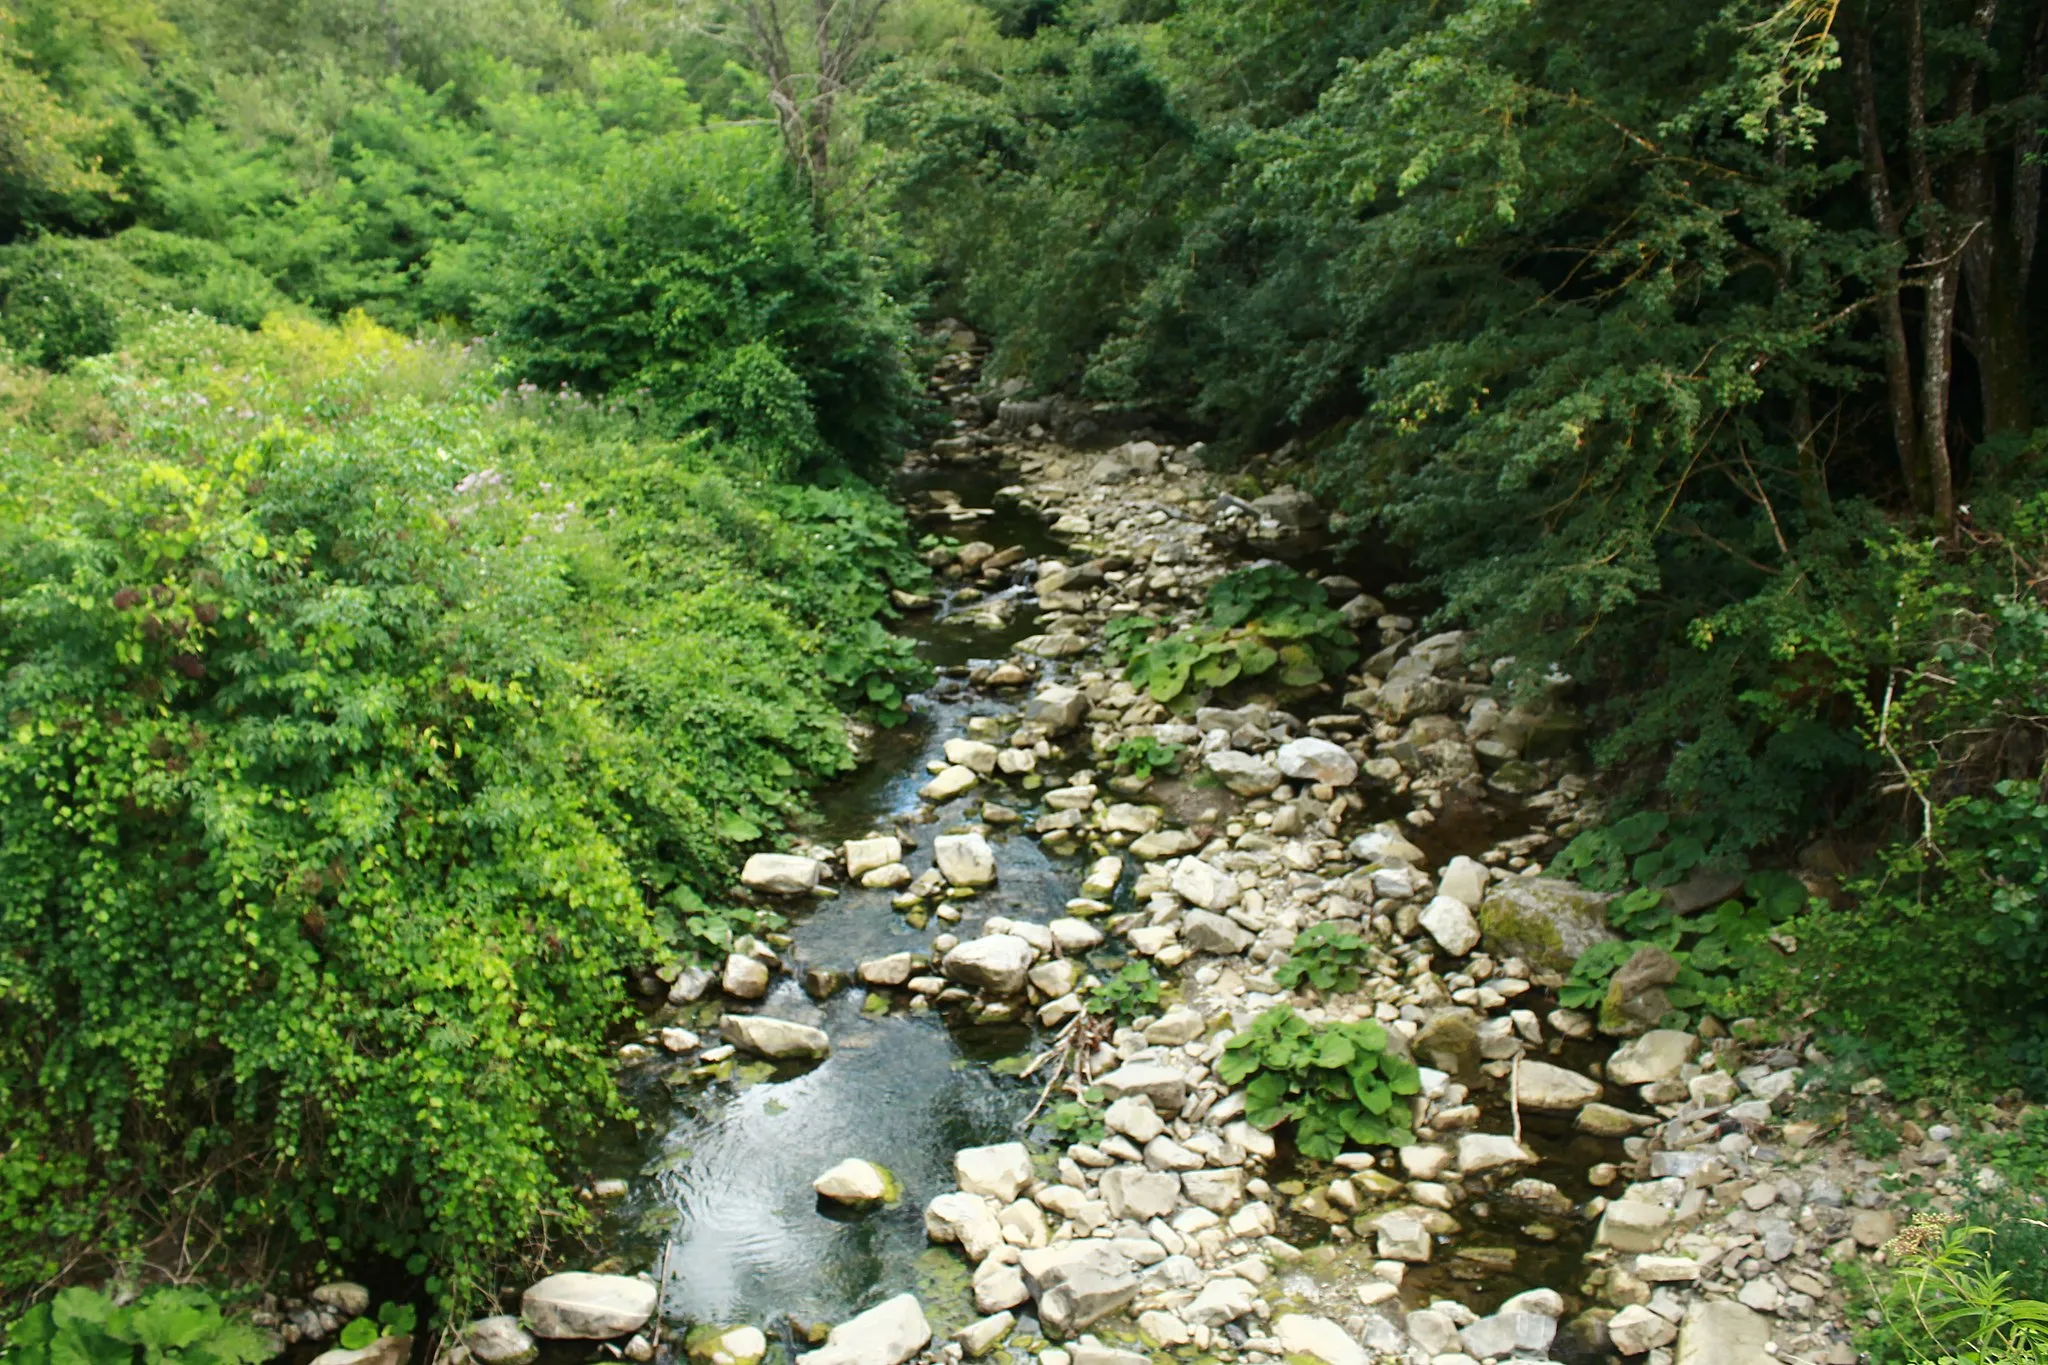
[1475,877,1615,975]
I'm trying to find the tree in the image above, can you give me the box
[695,0,893,186]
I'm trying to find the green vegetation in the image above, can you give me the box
[1109,733,1182,783]
[867,0,2048,1092]
[1082,959,1164,1023]
[1274,922,1376,995]
[1876,1223,2048,1365]
[1120,565,1356,705]
[1550,815,1805,1020]
[1216,1005,1420,1159]
[1,1287,270,1365]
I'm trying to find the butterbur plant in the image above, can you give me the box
[1275,921,1376,993]
[1119,566,1357,704]
[1217,1006,1420,1158]
[2,1287,270,1365]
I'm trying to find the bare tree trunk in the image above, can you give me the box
[1850,24,1928,512]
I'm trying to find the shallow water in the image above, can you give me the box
[589,461,1078,1332]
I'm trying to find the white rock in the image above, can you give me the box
[1675,1301,1772,1365]
[521,1274,657,1340]
[1607,1030,1699,1085]
[926,1193,1005,1262]
[956,1312,1014,1359]
[935,832,998,886]
[1100,1167,1180,1220]
[1203,749,1282,796]
[1105,1096,1165,1144]
[1276,737,1358,786]
[1437,856,1489,909]
[943,936,1038,994]
[722,954,770,999]
[844,837,904,880]
[944,739,1002,774]
[1376,1213,1433,1262]
[719,1014,831,1060]
[798,1294,931,1365]
[1419,896,1481,956]
[1608,1305,1677,1356]
[1513,1060,1602,1110]
[955,1143,1034,1202]
[921,765,980,801]
[1456,1133,1537,1174]
[1095,1062,1187,1111]
[814,1158,893,1206]
[1275,1316,1367,1365]
[740,853,821,895]
[1170,858,1239,911]
[1182,1277,1257,1328]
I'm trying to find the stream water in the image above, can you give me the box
[582,457,1622,1355]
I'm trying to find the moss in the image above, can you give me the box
[913,1246,978,1339]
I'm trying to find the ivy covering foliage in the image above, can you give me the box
[0,309,927,1304]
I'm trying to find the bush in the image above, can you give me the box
[0,231,286,368]
[483,130,919,479]
[1120,565,1356,705]
[0,312,925,1306]
[1875,1222,2048,1365]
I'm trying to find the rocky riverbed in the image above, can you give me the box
[392,338,1964,1365]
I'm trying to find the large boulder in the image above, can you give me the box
[1276,737,1358,787]
[521,1273,658,1340]
[955,1143,1033,1202]
[1607,1029,1699,1084]
[1020,1245,1137,1338]
[934,833,998,887]
[740,854,821,895]
[797,1295,931,1365]
[814,1158,896,1207]
[1419,895,1481,956]
[942,936,1038,994]
[720,1014,832,1061]
[1477,878,1616,975]
[1203,749,1283,796]
[1514,1060,1602,1110]
[1022,685,1089,733]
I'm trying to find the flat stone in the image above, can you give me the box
[1514,1060,1602,1110]
[921,765,980,801]
[1275,1315,1368,1365]
[1096,1062,1188,1111]
[844,836,904,879]
[943,936,1038,994]
[1457,1133,1538,1174]
[956,1312,1013,1358]
[858,953,914,987]
[1576,1102,1657,1135]
[1204,749,1283,796]
[522,1273,658,1340]
[1675,1301,1772,1365]
[1130,829,1201,859]
[935,832,998,886]
[309,1339,409,1365]
[956,1142,1034,1202]
[1607,1030,1698,1085]
[1100,1167,1180,1220]
[1101,804,1159,835]
[798,1294,931,1365]
[1182,1277,1257,1328]
[719,1014,831,1061]
[1851,1209,1896,1248]
[944,739,1001,774]
[741,853,821,895]
[464,1317,537,1365]
[1595,1200,1671,1253]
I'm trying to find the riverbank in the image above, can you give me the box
[437,343,1976,1365]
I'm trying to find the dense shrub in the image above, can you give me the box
[0,312,927,1305]
[483,130,918,479]
[0,230,286,367]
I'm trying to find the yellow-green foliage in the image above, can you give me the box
[0,312,928,1307]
